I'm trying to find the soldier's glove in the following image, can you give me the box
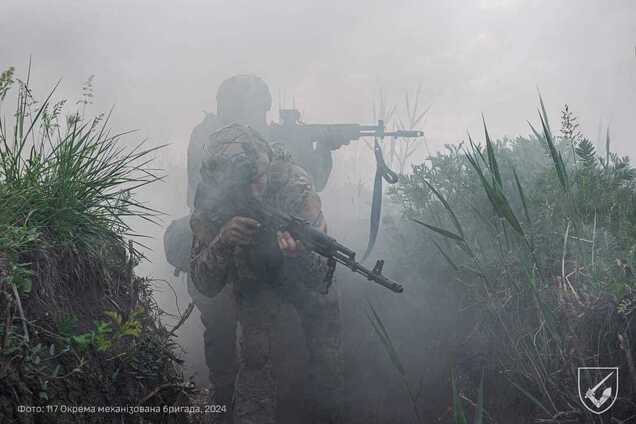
[276,231,304,257]
[218,216,261,246]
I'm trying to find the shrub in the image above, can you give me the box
[389,100,636,421]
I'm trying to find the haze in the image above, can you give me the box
[2,0,635,160]
[2,0,635,392]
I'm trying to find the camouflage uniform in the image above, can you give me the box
[183,112,235,416]
[187,75,271,210]
[164,74,342,422]
[182,76,272,416]
[191,126,344,424]
[188,124,271,423]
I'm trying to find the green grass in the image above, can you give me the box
[0,65,191,419]
[387,96,636,420]
[0,64,162,258]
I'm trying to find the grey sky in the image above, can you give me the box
[2,0,635,160]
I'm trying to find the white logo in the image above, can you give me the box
[578,367,619,415]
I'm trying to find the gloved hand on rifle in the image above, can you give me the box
[218,216,304,257]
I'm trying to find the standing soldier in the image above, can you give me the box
[187,75,272,209]
[190,124,344,423]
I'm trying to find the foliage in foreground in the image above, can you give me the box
[0,67,196,423]
[0,66,161,255]
[385,100,635,422]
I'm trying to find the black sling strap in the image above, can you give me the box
[361,138,398,261]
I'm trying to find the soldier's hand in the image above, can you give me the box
[219,217,260,246]
[277,231,303,257]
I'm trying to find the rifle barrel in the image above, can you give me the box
[359,129,424,138]
[386,129,424,138]
[334,255,404,293]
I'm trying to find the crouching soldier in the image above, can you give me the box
[190,124,344,424]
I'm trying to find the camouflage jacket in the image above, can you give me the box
[190,127,332,298]
[187,113,221,209]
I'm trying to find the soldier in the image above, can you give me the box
[190,124,344,424]
[183,75,274,418]
[187,75,272,209]
[165,74,342,422]
[187,74,337,207]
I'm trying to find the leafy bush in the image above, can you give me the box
[389,99,636,420]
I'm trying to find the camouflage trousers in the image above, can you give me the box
[187,276,238,420]
[232,278,345,424]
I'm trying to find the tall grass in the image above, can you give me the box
[366,299,487,423]
[0,65,162,258]
[388,97,636,420]
[0,66,193,419]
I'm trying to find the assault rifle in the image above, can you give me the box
[271,109,424,144]
[268,109,423,191]
[253,202,404,294]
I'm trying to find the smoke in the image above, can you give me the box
[2,0,635,158]
[2,0,635,420]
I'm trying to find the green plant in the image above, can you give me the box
[0,66,192,417]
[390,98,636,419]
[365,299,423,422]
[366,298,489,423]
[65,306,144,353]
[0,65,162,257]
[451,369,485,424]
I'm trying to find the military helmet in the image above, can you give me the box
[201,123,271,187]
[195,124,272,211]
[216,74,272,114]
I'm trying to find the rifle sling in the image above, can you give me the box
[362,138,398,261]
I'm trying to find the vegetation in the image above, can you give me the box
[369,97,636,422]
[3,61,633,422]
[0,66,197,423]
